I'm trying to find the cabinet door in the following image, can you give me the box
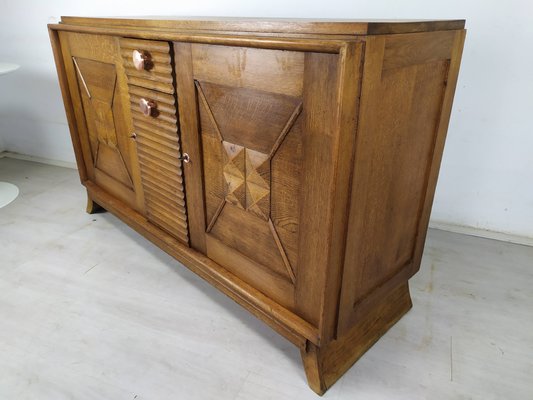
[175,42,343,317]
[59,32,143,210]
[118,38,189,245]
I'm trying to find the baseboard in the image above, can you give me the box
[429,221,533,247]
[0,151,77,170]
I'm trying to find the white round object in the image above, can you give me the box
[0,63,20,76]
[0,182,19,208]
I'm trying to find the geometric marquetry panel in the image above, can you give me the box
[222,142,270,220]
[222,141,246,209]
[196,79,303,285]
[73,57,134,190]
[244,148,270,220]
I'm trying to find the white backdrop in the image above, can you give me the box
[1,0,532,239]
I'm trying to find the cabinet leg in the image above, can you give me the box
[301,342,327,395]
[86,192,105,214]
[301,283,412,395]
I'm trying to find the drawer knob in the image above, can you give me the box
[132,49,153,71]
[139,98,158,117]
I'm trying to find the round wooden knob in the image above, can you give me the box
[132,49,152,71]
[139,98,157,117]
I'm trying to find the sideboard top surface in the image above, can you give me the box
[59,16,465,36]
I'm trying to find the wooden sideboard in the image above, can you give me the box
[48,16,465,395]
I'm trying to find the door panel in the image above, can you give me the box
[176,42,326,311]
[59,32,143,210]
[176,42,345,318]
[199,79,303,285]
[75,58,134,190]
[117,38,189,244]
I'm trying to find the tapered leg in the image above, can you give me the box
[301,283,413,395]
[86,192,105,214]
[301,341,327,395]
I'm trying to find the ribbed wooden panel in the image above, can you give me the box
[119,38,175,94]
[125,81,189,245]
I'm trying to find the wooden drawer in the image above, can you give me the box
[119,38,174,94]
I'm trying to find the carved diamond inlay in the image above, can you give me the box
[222,141,246,209]
[197,80,303,284]
[245,149,270,220]
[222,141,270,220]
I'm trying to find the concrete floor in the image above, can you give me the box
[0,156,532,400]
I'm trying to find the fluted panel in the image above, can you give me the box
[119,38,175,94]
[120,46,189,244]
[119,37,188,243]
[134,105,189,243]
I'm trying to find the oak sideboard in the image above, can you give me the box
[49,16,465,395]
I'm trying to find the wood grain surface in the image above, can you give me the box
[49,19,466,395]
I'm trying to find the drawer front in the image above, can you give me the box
[120,38,174,94]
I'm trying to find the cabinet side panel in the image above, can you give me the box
[57,30,97,183]
[48,27,87,182]
[338,30,465,334]
[410,30,466,275]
